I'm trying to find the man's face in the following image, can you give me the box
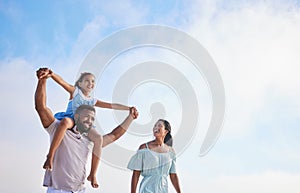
[75,109,95,134]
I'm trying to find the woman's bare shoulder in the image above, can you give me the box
[138,143,147,150]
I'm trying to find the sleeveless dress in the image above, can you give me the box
[127,143,177,193]
[54,87,97,120]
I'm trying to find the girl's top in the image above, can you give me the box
[127,143,177,193]
[54,86,97,120]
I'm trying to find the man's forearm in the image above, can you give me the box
[35,78,55,128]
[102,115,134,147]
[119,115,134,132]
[35,78,48,109]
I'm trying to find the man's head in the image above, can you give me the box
[74,105,96,134]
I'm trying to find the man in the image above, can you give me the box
[35,68,138,193]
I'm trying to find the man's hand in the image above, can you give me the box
[36,67,53,79]
[130,107,139,119]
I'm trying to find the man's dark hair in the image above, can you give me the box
[75,105,96,114]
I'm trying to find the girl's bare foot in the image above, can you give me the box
[87,174,99,188]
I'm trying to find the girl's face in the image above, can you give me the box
[153,120,168,138]
[78,74,95,95]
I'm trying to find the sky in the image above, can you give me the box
[1,0,300,193]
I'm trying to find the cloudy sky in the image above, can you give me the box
[1,0,300,193]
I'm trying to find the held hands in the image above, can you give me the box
[130,107,139,119]
[36,67,53,79]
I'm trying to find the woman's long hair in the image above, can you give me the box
[158,119,173,147]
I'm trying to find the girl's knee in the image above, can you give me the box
[60,118,74,128]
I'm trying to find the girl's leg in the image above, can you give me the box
[87,128,103,188]
[43,117,74,170]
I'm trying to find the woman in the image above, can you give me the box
[127,119,181,193]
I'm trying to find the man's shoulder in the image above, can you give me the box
[45,119,60,134]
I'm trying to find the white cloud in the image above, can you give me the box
[70,15,107,63]
[181,170,300,193]
[0,58,37,130]
[185,0,300,139]
[0,140,46,193]
[86,0,148,25]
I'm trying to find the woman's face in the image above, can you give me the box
[153,120,168,138]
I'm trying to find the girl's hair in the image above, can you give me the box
[75,72,95,88]
[158,119,173,147]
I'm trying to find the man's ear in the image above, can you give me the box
[74,114,79,121]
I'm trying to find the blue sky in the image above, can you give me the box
[1,0,300,193]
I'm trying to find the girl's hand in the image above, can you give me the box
[36,68,53,79]
[130,107,139,119]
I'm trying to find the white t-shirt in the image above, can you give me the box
[43,120,93,192]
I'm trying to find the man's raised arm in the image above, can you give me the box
[35,68,55,128]
[102,107,138,147]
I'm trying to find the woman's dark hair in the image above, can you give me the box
[158,119,173,147]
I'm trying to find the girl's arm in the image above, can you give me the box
[170,173,181,193]
[131,170,141,193]
[49,70,75,97]
[95,100,130,110]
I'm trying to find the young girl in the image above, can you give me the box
[41,68,132,188]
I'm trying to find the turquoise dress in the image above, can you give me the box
[54,87,97,120]
[127,143,177,193]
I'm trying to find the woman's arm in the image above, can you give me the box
[131,170,141,193]
[48,70,75,97]
[95,100,130,110]
[170,173,181,193]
